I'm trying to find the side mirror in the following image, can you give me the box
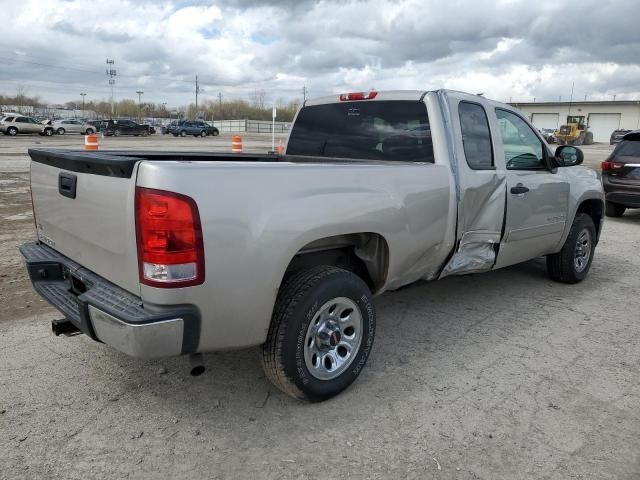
[555,145,583,167]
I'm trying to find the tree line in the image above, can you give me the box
[1,89,301,122]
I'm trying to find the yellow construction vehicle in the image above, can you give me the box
[554,116,594,145]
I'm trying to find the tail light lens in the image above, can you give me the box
[135,187,204,288]
[601,161,624,171]
[339,91,378,101]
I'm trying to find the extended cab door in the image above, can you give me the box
[493,108,570,268]
[439,94,507,277]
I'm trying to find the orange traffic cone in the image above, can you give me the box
[84,133,99,151]
[277,139,283,155]
[231,135,242,153]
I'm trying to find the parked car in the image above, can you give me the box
[22,89,604,402]
[103,119,151,136]
[172,120,219,137]
[610,129,631,145]
[538,128,556,144]
[52,119,96,135]
[86,120,106,133]
[601,130,640,217]
[0,115,54,136]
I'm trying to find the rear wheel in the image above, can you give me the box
[605,202,626,217]
[113,129,121,137]
[85,128,94,135]
[7,127,17,136]
[56,128,65,135]
[547,213,596,284]
[261,266,376,402]
[44,128,53,136]
[200,130,207,137]
[180,130,186,137]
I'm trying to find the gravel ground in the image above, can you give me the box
[1,136,639,479]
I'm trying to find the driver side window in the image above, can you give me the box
[495,109,545,170]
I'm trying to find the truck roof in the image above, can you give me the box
[304,89,502,108]
[305,90,427,106]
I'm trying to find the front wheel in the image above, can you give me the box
[261,266,376,402]
[85,128,94,135]
[180,130,186,137]
[56,128,65,135]
[547,213,596,284]
[44,128,54,136]
[605,202,626,217]
[200,130,207,137]
[7,127,17,136]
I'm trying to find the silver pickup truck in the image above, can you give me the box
[21,90,604,401]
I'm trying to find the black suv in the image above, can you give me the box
[103,119,151,137]
[610,129,631,145]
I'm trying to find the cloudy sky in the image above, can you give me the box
[0,0,638,107]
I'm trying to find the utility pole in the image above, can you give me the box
[105,59,116,116]
[612,94,617,101]
[195,74,200,113]
[568,81,574,118]
[218,92,222,106]
[80,93,86,116]
[136,91,144,122]
[302,85,308,103]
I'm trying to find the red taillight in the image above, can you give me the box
[135,187,204,288]
[339,91,378,101]
[601,161,624,171]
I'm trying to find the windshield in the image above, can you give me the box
[287,100,434,162]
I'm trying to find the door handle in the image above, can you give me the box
[510,184,529,195]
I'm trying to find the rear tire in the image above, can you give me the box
[180,130,186,137]
[56,128,65,135]
[200,130,207,137]
[261,266,376,402]
[85,128,94,135]
[547,213,596,284]
[605,202,626,217]
[44,128,53,136]
[113,129,121,137]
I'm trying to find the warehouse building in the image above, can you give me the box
[509,100,640,143]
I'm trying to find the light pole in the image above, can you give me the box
[80,93,86,117]
[136,91,144,122]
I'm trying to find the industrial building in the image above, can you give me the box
[510,100,640,143]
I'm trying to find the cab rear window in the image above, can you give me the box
[287,100,434,163]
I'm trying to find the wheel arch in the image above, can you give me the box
[281,232,390,294]
[576,198,604,243]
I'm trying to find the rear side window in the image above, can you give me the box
[287,100,434,162]
[458,102,494,169]
[614,139,640,157]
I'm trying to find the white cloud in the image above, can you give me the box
[0,0,637,106]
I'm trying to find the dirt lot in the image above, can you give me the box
[1,135,639,479]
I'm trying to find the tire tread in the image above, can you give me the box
[261,266,351,400]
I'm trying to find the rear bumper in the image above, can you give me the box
[20,241,200,358]
[602,176,640,208]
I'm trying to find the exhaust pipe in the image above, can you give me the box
[189,353,205,376]
[51,318,81,336]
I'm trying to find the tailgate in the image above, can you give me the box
[29,149,141,295]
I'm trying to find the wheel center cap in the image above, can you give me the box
[329,331,341,347]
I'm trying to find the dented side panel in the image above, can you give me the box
[438,91,507,278]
